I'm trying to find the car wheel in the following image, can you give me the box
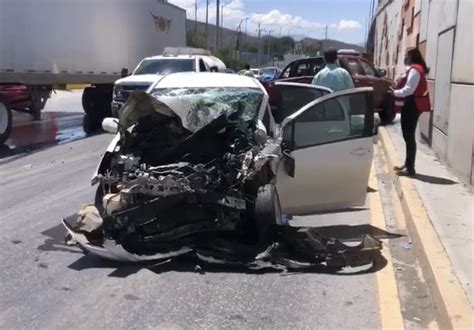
[255,184,283,226]
[379,94,396,125]
[0,100,12,144]
[83,112,101,134]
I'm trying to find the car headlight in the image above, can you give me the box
[113,85,123,99]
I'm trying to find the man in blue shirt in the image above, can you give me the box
[312,48,354,92]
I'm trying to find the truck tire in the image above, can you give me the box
[83,112,101,134]
[82,87,96,114]
[0,99,12,144]
[29,85,52,121]
[379,94,396,125]
[255,184,283,227]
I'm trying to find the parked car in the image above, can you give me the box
[263,50,395,124]
[63,72,380,267]
[260,67,281,82]
[111,48,226,118]
[250,68,264,79]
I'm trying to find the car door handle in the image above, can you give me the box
[351,148,368,156]
[328,129,343,134]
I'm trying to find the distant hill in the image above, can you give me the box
[185,19,363,54]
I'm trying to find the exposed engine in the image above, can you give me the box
[91,111,277,254]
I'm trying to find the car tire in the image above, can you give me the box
[255,184,283,226]
[379,94,396,125]
[0,99,12,144]
[83,112,101,134]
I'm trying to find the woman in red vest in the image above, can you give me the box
[393,47,431,176]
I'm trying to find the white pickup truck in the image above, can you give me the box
[111,48,226,116]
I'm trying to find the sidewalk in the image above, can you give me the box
[384,119,473,306]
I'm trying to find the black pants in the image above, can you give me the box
[401,96,420,171]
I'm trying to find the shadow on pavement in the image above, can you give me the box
[38,223,84,254]
[398,172,458,185]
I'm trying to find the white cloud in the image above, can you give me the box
[336,19,362,31]
[168,0,361,39]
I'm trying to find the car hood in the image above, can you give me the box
[115,74,163,87]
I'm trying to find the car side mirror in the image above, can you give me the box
[378,69,387,77]
[102,117,119,134]
[121,67,129,78]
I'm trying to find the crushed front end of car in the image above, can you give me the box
[63,87,382,270]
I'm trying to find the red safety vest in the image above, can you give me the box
[410,64,431,112]
[394,64,432,113]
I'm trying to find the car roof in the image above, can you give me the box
[143,55,198,60]
[154,72,263,89]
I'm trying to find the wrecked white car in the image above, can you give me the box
[63,73,381,269]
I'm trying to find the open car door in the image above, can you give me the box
[272,82,332,124]
[276,87,375,215]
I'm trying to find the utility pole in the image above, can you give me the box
[322,25,328,51]
[215,0,220,49]
[205,0,209,48]
[267,30,274,65]
[244,18,249,49]
[220,4,224,48]
[257,23,263,67]
[194,0,198,41]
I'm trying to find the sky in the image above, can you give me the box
[168,0,374,44]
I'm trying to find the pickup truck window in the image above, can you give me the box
[281,66,291,78]
[360,61,377,76]
[344,58,365,75]
[134,59,195,75]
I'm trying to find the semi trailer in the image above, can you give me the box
[0,0,186,142]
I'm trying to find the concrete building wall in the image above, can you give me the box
[373,0,474,184]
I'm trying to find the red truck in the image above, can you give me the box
[0,84,51,143]
[263,50,395,125]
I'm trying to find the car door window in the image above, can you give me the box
[273,84,331,124]
[360,60,377,76]
[283,89,373,149]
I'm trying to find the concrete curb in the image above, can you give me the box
[378,127,472,329]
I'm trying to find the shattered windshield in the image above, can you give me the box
[151,87,264,132]
[134,59,195,75]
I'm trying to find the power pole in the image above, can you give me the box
[220,4,224,48]
[257,23,263,67]
[267,30,274,65]
[205,0,209,48]
[194,0,198,41]
[215,0,220,49]
[322,25,328,51]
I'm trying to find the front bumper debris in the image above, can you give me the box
[62,216,383,270]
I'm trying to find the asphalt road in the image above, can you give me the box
[0,91,436,329]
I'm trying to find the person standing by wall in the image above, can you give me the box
[312,48,354,92]
[393,47,431,176]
